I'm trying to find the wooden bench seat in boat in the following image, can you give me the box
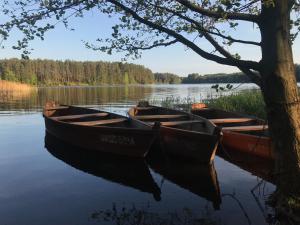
[51,112,109,120]
[133,114,187,120]
[222,125,268,132]
[149,120,205,126]
[70,118,127,126]
[209,118,256,124]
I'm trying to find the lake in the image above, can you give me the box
[0,84,276,225]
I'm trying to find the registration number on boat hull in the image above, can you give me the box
[99,134,135,145]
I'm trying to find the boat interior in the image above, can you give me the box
[192,107,269,136]
[129,103,216,134]
[44,102,147,129]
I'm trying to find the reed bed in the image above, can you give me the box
[0,80,37,103]
[207,90,266,119]
[155,90,266,119]
[0,80,35,91]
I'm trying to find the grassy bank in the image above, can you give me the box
[157,90,266,119]
[206,90,266,119]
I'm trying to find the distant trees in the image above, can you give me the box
[182,72,250,84]
[0,59,155,85]
[154,73,182,84]
[183,66,300,84]
[2,59,299,86]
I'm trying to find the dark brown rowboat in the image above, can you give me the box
[191,107,273,160]
[43,101,157,158]
[128,102,221,163]
[45,133,161,201]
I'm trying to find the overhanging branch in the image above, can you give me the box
[176,0,260,23]
[107,0,260,71]
[148,2,261,46]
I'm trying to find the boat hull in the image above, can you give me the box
[159,126,219,163]
[222,130,273,159]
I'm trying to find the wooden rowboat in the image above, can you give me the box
[43,101,157,158]
[128,102,221,163]
[45,133,161,201]
[191,106,273,160]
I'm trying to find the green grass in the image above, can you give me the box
[206,90,266,119]
[150,96,196,112]
[151,90,266,119]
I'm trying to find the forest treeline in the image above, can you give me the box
[154,73,181,84]
[0,59,299,85]
[182,72,250,83]
[0,59,155,85]
[182,64,300,83]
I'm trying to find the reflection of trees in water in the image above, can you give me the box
[90,203,219,225]
[0,85,154,111]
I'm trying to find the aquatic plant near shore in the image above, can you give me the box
[0,80,37,103]
[91,204,219,225]
[152,90,266,119]
[207,91,266,119]
[0,80,35,91]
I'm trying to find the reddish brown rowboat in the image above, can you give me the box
[128,102,221,163]
[191,106,273,160]
[43,101,157,158]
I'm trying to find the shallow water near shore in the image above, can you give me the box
[0,84,276,225]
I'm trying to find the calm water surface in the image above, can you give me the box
[0,84,276,225]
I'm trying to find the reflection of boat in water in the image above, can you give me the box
[44,133,161,201]
[147,155,221,210]
[217,147,274,184]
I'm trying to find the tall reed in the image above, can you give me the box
[207,90,266,119]
[154,90,266,119]
[0,80,37,103]
[0,80,35,91]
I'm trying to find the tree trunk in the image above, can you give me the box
[259,0,300,195]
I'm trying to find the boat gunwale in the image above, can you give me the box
[43,105,155,133]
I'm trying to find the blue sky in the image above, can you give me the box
[1,9,300,77]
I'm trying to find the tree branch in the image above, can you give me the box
[210,27,261,46]
[148,2,261,46]
[107,0,259,70]
[145,2,261,73]
[176,0,260,23]
[107,0,260,70]
[130,39,178,50]
[201,29,261,84]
